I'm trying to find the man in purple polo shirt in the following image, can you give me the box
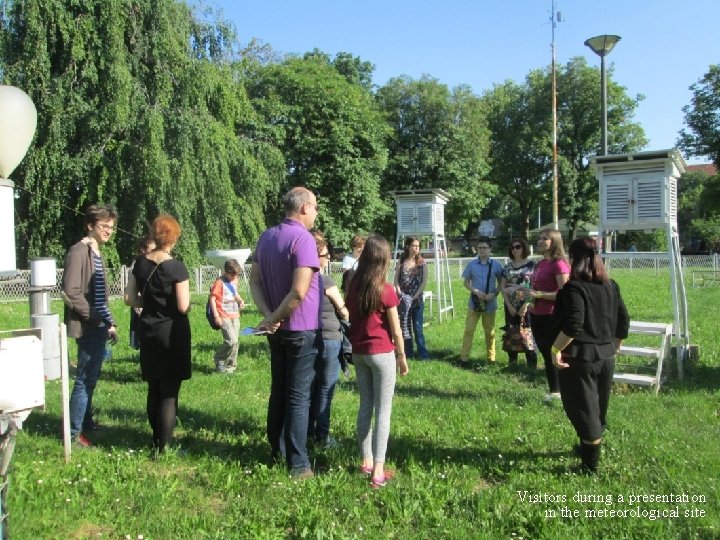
[250,186,321,479]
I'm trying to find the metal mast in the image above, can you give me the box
[550,2,561,230]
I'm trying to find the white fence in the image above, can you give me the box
[1,254,719,303]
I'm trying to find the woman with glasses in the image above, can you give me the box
[500,238,537,367]
[551,237,629,473]
[308,237,349,448]
[393,236,430,360]
[529,229,570,402]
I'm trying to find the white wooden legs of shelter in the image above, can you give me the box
[614,321,672,394]
[393,233,454,323]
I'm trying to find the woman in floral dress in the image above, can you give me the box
[500,238,537,367]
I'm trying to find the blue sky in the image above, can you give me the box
[211,0,717,165]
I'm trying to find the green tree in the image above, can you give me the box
[482,78,550,239]
[689,173,720,251]
[247,55,390,250]
[1,0,282,267]
[376,75,492,238]
[482,57,647,240]
[302,49,375,93]
[676,169,711,247]
[678,65,720,166]
[557,57,646,235]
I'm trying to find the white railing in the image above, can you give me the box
[1,254,719,303]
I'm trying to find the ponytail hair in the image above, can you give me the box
[568,237,608,283]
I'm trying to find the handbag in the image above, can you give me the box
[339,319,353,366]
[502,324,534,353]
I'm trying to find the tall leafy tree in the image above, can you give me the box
[377,75,492,238]
[482,57,646,239]
[689,172,720,251]
[302,49,375,92]
[678,64,720,166]
[482,77,551,239]
[247,55,390,250]
[556,57,646,235]
[0,0,282,267]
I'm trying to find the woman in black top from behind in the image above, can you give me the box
[550,237,630,473]
[124,214,192,452]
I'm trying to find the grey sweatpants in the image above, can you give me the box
[354,351,397,464]
[214,317,240,371]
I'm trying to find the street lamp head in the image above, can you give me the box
[584,35,621,57]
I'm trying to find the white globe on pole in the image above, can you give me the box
[0,85,37,276]
[0,85,37,178]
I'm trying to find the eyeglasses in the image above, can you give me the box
[304,201,319,211]
[477,246,490,250]
[95,223,115,232]
[511,245,523,250]
[319,252,329,258]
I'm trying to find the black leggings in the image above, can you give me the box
[147,378,182,450]
[530,314,560,393]
[558,356,615,441]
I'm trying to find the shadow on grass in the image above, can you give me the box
[663,362,720,392]
[389,433,576,477]
[22,398,578,477]
[21,404,271,464]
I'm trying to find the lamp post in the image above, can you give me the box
[584,35,621,156]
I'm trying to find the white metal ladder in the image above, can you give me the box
[614,321,672,394]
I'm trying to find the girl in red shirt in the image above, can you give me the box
[346,234,409,489]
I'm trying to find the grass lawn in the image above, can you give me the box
[2,272,719,539]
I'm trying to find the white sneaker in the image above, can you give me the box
[543,392,561,403]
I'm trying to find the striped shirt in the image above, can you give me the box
[91,252,114,326]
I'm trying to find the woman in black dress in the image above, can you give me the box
[125,215,191,451]
[550,237,630,473]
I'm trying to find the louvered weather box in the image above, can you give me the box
[592,149,686,232]
[590,148,691,387]
[394,189,449,235]
[391,189,454,322]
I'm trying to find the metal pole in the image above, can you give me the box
[551,1,559,230]
[600,54,611,251]
[600,54,608,156]
[552,44,559,230]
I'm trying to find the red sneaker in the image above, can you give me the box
[74,434,93,448]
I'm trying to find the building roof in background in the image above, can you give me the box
[685,163,717,176]
[529,219,599,235]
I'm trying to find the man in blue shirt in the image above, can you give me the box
[62,204,118,447]
[460,237,503,363]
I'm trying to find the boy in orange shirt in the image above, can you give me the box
[209,259,245,373]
